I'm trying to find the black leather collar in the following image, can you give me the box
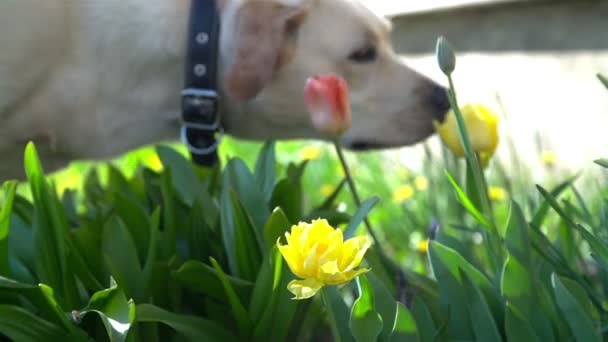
[181,0,222,167]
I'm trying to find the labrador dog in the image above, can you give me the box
[0,0,449,180]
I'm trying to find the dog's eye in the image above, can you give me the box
[348,46,377,63]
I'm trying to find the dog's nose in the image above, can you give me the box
[429,85,450,122]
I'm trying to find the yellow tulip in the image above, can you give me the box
[434,104,499,160]
[277,219,371,299]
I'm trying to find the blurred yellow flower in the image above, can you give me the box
[320,184,335,197]
[417,239,429,254]
[300,146,322,161]
[393,185,415,203]
[414,176,429,191]
[277,219,371,299]
[541,150,557,167]
[434,103,499,161]
[487,186,506,202]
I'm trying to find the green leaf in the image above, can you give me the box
[173,260,253,303]
[594,158,608,168]
[325,287,355,342]
[429,242,501,335]
[159,169,178,258]
[220,189,263,281]
[254,141,276,202]
[501,255,532,315]
[0,305,67,341]
[263,207,292,250]
[598,73,608,89]
[551,274,600,342]
[0,277,73,331]
[390,303,419,342]
[210,257,253,337]
[410,297,436,342]
[505,302,541,342]
[367,273,398,340]
[224,158,270,232]
[251,248,298,342]
[537,185,608,261]
[461,270,503,342]
[110,191,151,265]
[501,201,533,315]
[136,304,238,341]
[25,142,79,308]
[344,197,379,239]
[428,243,472,340]
[156,145,202,205]
[504,201,531,263]
[350,275,383,342]
[0,182,17,277]
[102,216,143,301]
[445,171,491,230]
[81,286,135,342]
[531,176,577,227]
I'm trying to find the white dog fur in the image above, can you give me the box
[0,0,448,179]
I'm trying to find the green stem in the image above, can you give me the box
[333,141,378,243]
[446,76,503,266]
[321,288,341,342]
[333,141,402,279]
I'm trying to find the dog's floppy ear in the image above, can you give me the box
[225,2,307,101]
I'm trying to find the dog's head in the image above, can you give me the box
[218,0,450,149]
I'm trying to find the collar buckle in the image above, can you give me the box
[181,88,223,159]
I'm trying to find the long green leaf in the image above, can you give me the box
[0,305,67,341]
[445,171,491,229]
[263,207,292,251]
[531,176,577,227]
[0,277,72,331]
[461,270,503,342]
[344,197,380,239]
[551,274,600,342]
[254,141,276,203]
[0,182,17,277]
[136,304,237,341]
[102,216,143,301]
[505,302,541,342]
[210,257,253,337]
[173,260,253,304]
[410,297,436,342]
[220,188,263,281]
[390,303,419,342]
[25,142,78,308]
[598,73,608,89]
[156,145,202,206]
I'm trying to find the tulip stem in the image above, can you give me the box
[446,76,503,267]
[333,141,379,244]
[321,288,341,342]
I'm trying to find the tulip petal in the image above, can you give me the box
[287,278,324,300]
[341,235,372,272]
[278,242,305,279]
[324,268,370,286]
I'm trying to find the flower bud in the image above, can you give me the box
[436,36,456,75]
[304,74,352,137]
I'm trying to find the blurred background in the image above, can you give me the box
[364,0,608,171]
